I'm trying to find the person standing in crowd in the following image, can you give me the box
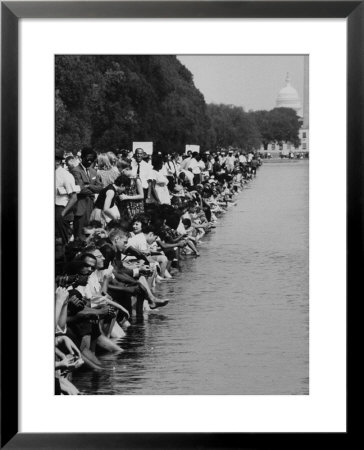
[201,153,212,178]
[131,148,153,201]
[197,153,206,181]
[55,149,78,244]
[187,152,202,185]
[180,152,192,171]
[106,152,120,178]
[163,153,178,191]
[239,151,247,165]
[89,174,131,227]
[225,150,235,173]
[218,150,227,167]
[65,154,79,171]
[117,163,145,221]
[178,154,194,185]
[150,156,171,205]
[70,147,103,238]
[96,153,119,188]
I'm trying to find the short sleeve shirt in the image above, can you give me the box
[127,233,149,253]
[131,160,153,189]
[55,166,77,207]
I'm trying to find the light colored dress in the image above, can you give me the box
[153,170,171,205]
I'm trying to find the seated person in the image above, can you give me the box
[82,221,108,244]
[108,228,169,315]
[181,217,202,243]
[55,287,84,395]
[188,205,211,237]
[62,258,122,369]
[79,246,130,339]
[178,170,194,187]
[127,217,172,280]
[159,211,199,257]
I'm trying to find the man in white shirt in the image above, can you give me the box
[55,149,78,244]
[187,152,203,185]
[239,152,247,165]
[179,154,192,171]
[131,148,153,200]
[225,151,235,173]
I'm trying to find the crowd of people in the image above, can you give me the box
[55,146,262,394]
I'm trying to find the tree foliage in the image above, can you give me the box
[55,56,302,154]
[252,108,301,148]
[55,55,210,154]
[206,104,261,151]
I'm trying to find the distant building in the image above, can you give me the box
[262,66,309,156]
[276,72,302,113]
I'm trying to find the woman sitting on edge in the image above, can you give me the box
[128,217,172,280]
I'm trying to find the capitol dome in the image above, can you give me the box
[276,73,302,115]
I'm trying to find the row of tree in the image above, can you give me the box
[55,55,301,155]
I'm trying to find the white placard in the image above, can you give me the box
[132,141,153,155]
[185,144,200,154]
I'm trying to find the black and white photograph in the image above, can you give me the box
[54,54,309,396]
[1,0,355,442]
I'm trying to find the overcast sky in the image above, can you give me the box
[177,55,304,112]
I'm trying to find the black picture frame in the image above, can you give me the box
[1,1,359,448]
